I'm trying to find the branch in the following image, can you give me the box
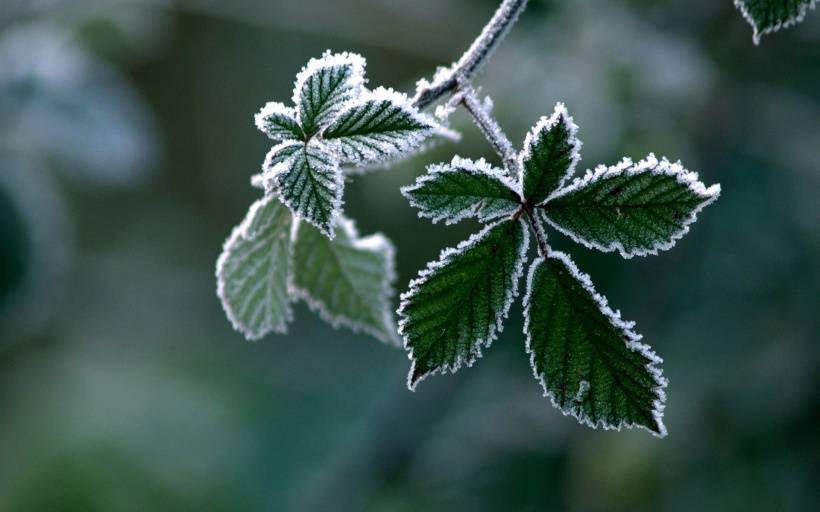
[525,208,550,257]
[459,85,519,176]
[412,0,529,110]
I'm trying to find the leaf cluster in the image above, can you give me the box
[400,103,720,436]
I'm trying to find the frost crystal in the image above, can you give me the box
[401,156,521,225]
[254,102,302,142]
[216,195,294,340]
[734,0,818,44]
[292,217,400,345]
[541,154,721,258]
[323,87,446,166]
[523,252,667,437]
[519,102,582,205]
[293,51,366,135]
[399,219,530,389]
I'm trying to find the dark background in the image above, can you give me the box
[1,0,818,510]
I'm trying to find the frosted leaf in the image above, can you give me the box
[293,51,366,136]
[524,252,667,437]
[399,219,530,390]
[401,156,521,225]
[216,196,294,341]
[292,218,399,345]
[250,140,303,190]
[254,101,303,142]
[322,87,443,166]
[270,139,343,239]
[541,154,721,258]
[734,0,818,44]
[519,102,581,206]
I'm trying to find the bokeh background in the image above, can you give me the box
[1,0,818,510]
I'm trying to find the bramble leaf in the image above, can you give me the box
[734,0,817,44]
[524,252,667,437]
[216,196,294,340]
[399,219,529,389]
[323,88,441,166]
[292,218,399,345]
[541,155,720,258]
[270,139,342,238]
[520,102,581,206]
[250,140,304,190]
[401,156,521,225]
[254,102,303,142]
[294,51,366,136]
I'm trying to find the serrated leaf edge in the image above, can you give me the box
[322,86,452,164]
[734,0,818,44]
[290,217,400,346]
[401,155,521,226]
[216,195,295,341]
[251,139,305,191]
[518,101,582,198]
[541,153,721,259]
[271,140,344,239]
[291,50,367,120]
[523,252,668,437]
[399,218,530,391]
[254,101,302,142]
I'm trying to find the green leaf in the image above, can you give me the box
[524,252,667,437]
[254,101,303,142]
[251,140,304,190]
[399,219,529,389]
[542,155,720,258]
[520,102,581,206]
[292,218,399,345]
[294,51,365,136]
[322,88,440,166]
[216,196,294,340]
[402,156,521,225]
[734,0,817,44]
[270,140,342,239]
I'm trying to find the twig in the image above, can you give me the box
[412,0,529,110]
[459,85,519,176]
[525,207,550,257]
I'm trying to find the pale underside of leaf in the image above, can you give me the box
[524,252,667,437]
[542,154,720,258]
[254,101,303,142]
[216,195,294,340]
[322,87,441,166]
[519,102,581,206]
[734,0,817,44]
[401,156,521,225]
[294,51,366,136]
[271,140,342,238]
[399,219,530,390]
[292,218,399,345]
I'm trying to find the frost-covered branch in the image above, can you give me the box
[412,0,529,110]
[459,85,519,177]
[525,208,550,257]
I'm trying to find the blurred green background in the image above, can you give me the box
[1,0,818,510]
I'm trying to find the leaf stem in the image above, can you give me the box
[525,206,550,257]
[459,84,519,176]
[412,0,529,110]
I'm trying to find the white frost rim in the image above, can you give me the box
[398,218,530,390]
[541,153,721,259]
[400,155,521,225]
[734,0,818,44]
[523,252,668,438]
